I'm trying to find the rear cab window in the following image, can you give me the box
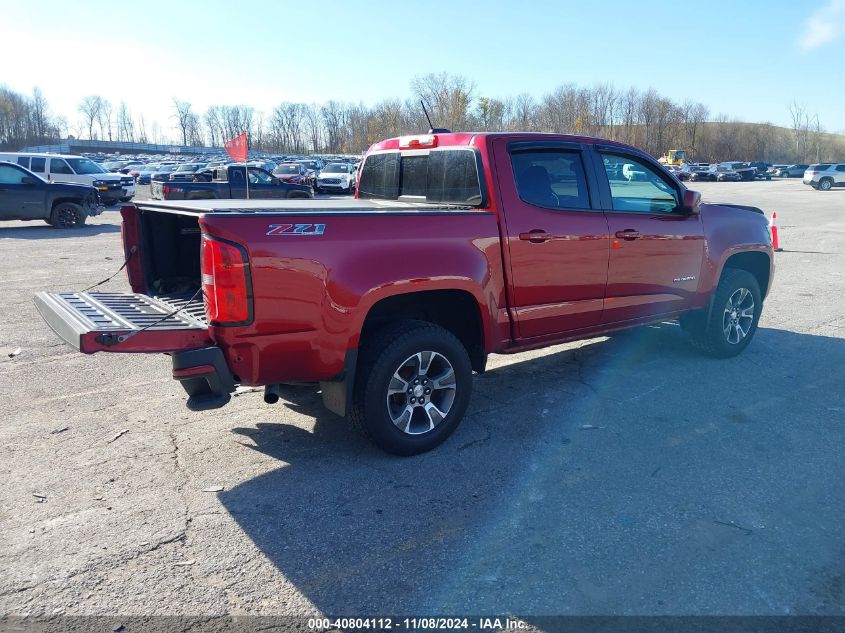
[510,149,591,210]
[358,148,484,206]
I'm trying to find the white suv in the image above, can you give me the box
[803,164,845,191]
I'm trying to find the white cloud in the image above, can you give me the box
[799,0,845,51]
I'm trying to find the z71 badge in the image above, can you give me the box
[266,223,326,236]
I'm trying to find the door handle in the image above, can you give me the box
[518,229,553,243]
[615,230,642,240]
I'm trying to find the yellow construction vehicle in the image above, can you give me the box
[658,149,687,165]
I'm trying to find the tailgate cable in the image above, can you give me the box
[102,287,202,346]
[82,245,138,292]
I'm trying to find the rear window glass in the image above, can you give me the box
[358,150,482,205]
[358,152,400,199]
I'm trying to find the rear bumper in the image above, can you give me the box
[172,347,235,411]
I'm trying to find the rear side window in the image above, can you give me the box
[510,149,591,210]
[358,149,483,205]
[30,157,46,172]
[814,164,832,170]
[17,157,29,169]
[837,165,845,172]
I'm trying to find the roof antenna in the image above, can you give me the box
[420,99,450,134]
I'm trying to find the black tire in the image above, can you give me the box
[819,178,833,191]
[687,269,762,358]
[49,202,87,229]
[349,320,472,456]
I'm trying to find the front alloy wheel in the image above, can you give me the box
[50,202,86,228]
[723,287,755,345]
[687,269,762,358]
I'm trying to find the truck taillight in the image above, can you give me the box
[201,236,251,325]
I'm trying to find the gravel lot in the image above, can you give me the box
[1,179,843,617]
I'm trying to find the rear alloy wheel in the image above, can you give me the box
[819,178,833,191]
[350,320,472,455]
[687,269,762,358]
[50,202,87,228]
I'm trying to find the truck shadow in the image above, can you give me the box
[0,223,120,239]
[221,324,845,615]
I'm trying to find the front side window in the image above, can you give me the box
[50,159,73,175]
[248,168,272,185]
[600,153,679,214]
[0,164,28,184]
[510,149,591,210]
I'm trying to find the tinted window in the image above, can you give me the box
[511,149,590,210]
[426,150,483,205]
[16,157,29,168]
[358,150,482,205]
[0,164,28,184]
[814,164,832,170]
[600,153,679,214]
[50,159,73,175]
[30,157,46,172]
[837,165,845,172]
[399,156,427,197]
[357,152,400,199]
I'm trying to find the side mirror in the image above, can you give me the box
[21,175,39,185]
[681,189,701,214]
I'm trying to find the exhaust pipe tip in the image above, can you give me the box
[264,384,281,404]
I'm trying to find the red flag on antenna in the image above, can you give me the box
[224,132,248,163]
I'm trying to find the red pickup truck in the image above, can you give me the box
[35,132,774,455]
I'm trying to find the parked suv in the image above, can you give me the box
[775,164,809,178]
[803,164,845,191]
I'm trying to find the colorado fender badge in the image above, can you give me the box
[266,223,326,236]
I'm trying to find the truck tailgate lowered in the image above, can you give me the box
[34,291,212,354]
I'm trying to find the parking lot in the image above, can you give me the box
[1,178,843,617]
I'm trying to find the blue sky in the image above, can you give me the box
[2,0,844,137]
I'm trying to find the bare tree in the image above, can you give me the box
[172,98,195,146]
[78,95,103,140]
[303,103,322,153]
[99,99,113,141]
[117,102,135,142]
